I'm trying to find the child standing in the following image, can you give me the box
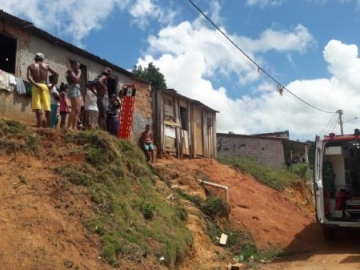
[107,94,121,136]
[48,75,60,128]
[59,83,70,129]
[83,86,99,129]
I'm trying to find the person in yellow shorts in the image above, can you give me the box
[27,52,58,127]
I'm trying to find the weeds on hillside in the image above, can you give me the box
[176,189,203,207]
[60,130,193,268]
[206,218,282,264]
[0,119,39,154]
[292,163,311,180]
[201,196,229,218]
[218,158,298,191]
[177,178,282,265]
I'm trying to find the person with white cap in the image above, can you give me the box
[27,52,58,127]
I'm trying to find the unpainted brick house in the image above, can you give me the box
[152,89,218,158]
[217,132,309,169]
[0,10,152,142]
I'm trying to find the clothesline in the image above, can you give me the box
[0,69,32,96]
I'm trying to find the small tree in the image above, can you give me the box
[132,62,167,92]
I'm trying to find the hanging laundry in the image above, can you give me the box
[9,74,16,86]
[0,69,12,92]
[15,77,27,95]
[24,80,32,97]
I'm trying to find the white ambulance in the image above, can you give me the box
[314,130,360,240]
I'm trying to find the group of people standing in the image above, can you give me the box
[26,52,155,162]
[26,52,117,132]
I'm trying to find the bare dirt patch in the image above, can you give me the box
[3,124,352,270]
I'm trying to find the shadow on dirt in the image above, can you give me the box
[273,222,360,264]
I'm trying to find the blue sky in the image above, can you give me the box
[3,0,360,141]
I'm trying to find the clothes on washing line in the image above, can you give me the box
[24,80,33,97]
[15,77,27,95]
[0,69,13,92]
[9,74,16,86]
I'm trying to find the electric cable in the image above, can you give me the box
[178,0,259,74]
[319,113,337,136]
[184,0,337,114]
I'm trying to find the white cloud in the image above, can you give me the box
[3,0,360,140]
[137,17,360,140]
[1,0,173,45]
[141,21,315,87]
[209,0,223,25]
[129,0,177,29]
[1,0,130,45]
[246,0,283,8]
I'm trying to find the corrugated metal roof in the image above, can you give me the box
[160,88,219,113]
[0,9,150,85]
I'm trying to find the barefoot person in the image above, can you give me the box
[66,59,82,130]
[27,52,58,127]
[140,124,155,163]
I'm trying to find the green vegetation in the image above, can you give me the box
[62,130,192,268]
[292,163,312,180]
[201,196,229,218]
[176,189,203,207]
[218,158,299,191]
[0,120,289,268]
[132,62,167,92]
[206,219,281,263]
[0,119,39,154]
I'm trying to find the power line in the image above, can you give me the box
[319,113,337,136]
[178,0,259,74]
[184,0,337,114]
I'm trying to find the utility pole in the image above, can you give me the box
[337,110,344,135]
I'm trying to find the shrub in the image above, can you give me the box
[201,196,229,218]
[140,202,156,220]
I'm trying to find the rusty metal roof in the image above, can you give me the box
[160,88,219,113]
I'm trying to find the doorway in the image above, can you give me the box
[107,77,117,97]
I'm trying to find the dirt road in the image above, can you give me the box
[262,227,360,270]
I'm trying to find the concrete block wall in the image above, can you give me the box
[131,81,152,142]
[1,23,154,145]
[217,135,285,169]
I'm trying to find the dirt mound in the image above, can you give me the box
[154,157,317,253]
[0,119,320,269]
[0,150,109,269]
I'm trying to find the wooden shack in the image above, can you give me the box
[152,89,218,158]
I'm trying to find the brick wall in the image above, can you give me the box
[217,134,285,169]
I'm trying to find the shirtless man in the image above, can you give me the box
[27,52,58,127]
[140,124,155,163]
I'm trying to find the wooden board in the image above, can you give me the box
[193,107,203,156]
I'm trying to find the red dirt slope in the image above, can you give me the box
[154,158,318,253]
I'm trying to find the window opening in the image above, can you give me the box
[0,33,16,74]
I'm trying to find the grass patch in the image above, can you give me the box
[0,119,39,154]
[292,163,311,180]
[206,219,281,263]
[176,189,203,207]
[218,158,297,191]
[201,196,229,218]
[140,202,156,220]
[60,130,193,268]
